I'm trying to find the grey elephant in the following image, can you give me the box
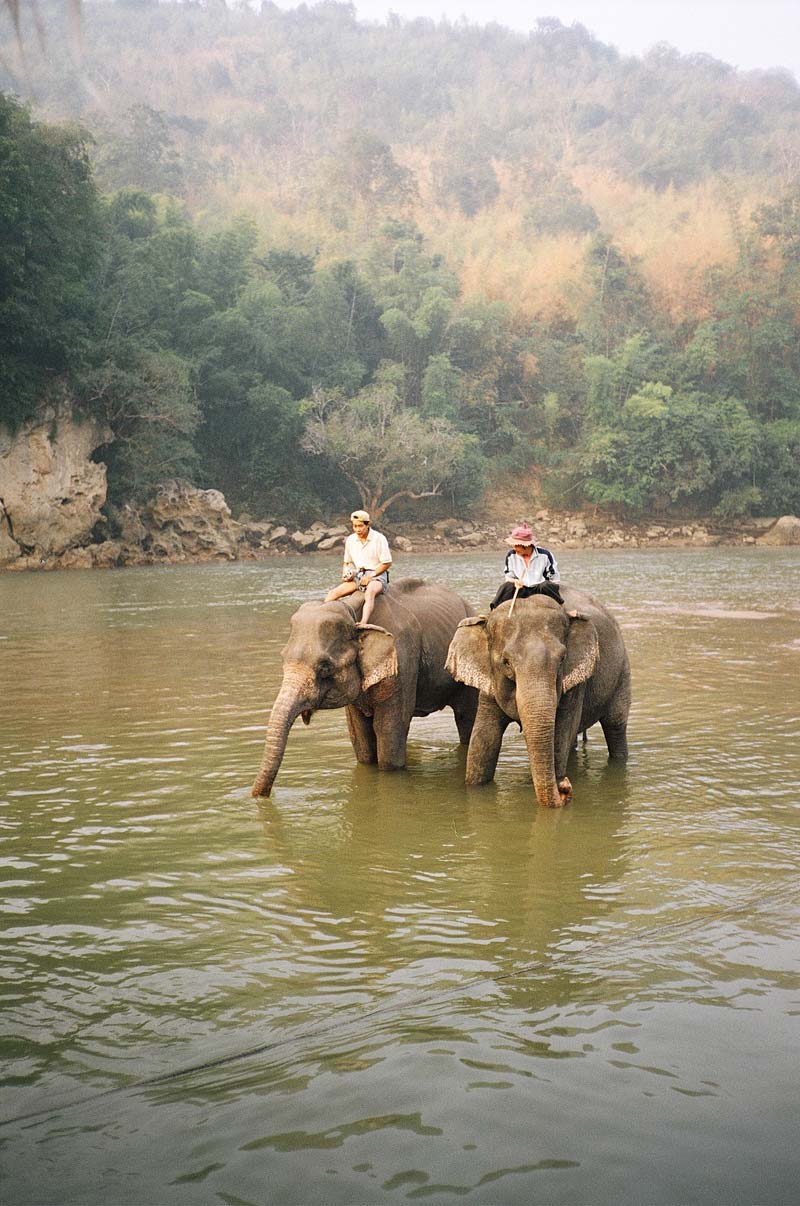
[445,587,630,807]
[251,579,479,797]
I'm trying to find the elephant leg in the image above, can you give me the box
[600,683,630,761]
[554,684,586,782]
[345,705,378,764]
[372,703,409,770]
[600,715,629,760]
[465,693,511,785]
[452,685,478,745]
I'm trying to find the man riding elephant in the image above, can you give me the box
[251,578,479,797]
[325,510,392,626]
[490,522,563,610]
[447,587,630,807]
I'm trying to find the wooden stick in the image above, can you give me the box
[509,584,522,615]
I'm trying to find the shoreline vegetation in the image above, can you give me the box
[2,9,800,572]
[1,478,797,574]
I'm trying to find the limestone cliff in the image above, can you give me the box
[0,397,112,566]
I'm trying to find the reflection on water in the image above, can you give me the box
[1,549,798,1204]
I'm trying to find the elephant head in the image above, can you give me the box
[446,596,599,807]
[251,600,398,797]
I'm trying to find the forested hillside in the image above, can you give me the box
[1,1,799,521]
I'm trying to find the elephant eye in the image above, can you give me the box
[501,656,515,679]
[318,658,334,678]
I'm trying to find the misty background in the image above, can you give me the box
[1,0,799,528]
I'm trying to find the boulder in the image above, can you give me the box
[268,526,289,544]
[394,535,413,552]
[290,530,319,550]
[239,520,274,547]
[91,540,125,569]
[117,504,148,548]
[0,395,112,557]
[758,515,800,546]
[317,534,345,550]
[57,547,94,570]
[142,480,240,561]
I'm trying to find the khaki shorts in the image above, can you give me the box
[354,569,389,591]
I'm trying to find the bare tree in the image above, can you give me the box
[301,367,474,523]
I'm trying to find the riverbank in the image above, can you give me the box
[2,405,798,571]
[1,477,798,572]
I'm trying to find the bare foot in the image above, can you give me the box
[557,776,573,802]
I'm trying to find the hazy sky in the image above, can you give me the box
[276,1,800,81]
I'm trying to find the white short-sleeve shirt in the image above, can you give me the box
[343,528,392,572]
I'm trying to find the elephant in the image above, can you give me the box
[445,587,630,807]
[251,579,479,797]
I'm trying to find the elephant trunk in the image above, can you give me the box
[518,686,564,808]
[251,665,317,798]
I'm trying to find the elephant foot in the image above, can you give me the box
[557,776,573,803]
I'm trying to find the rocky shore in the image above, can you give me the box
[1,478,798,572]
[1,404,798,572]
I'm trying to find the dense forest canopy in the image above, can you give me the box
[1,1,799,520]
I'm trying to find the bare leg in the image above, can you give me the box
[360,580,384,625]
[325,581,359,603]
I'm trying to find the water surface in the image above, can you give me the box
[1,549,798,1204]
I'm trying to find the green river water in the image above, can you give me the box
[1,548,798,1205]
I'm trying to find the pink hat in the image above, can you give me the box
[505,523,534,547]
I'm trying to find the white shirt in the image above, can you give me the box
[343,528,392,573]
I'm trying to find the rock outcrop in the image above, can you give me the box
[757,515,800,546]
[0,425,794,574]
[0,397,112,566]
[141,480,242,561]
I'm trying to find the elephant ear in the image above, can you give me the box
[445,615,494,697]
[357,624,399,702]
[562,611,599,692]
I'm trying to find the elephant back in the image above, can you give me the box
[385,578,475,705]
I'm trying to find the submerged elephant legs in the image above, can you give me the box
[465,694,512,786]
[345,705,378,764]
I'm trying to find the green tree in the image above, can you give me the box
[81,190,200,502]
[578,237,657,357]
[0,94,102,427]
[333,129,416,206]
[93,105,185,196]
[83,349,198,504]
[576,385,758,514]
